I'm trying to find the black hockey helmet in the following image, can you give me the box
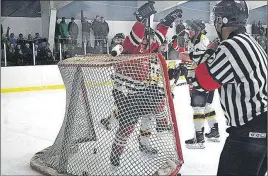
[115,33,125,39]
[212,0,249,28]
[185,19,206,43]
[186,19,206,32]
[212,0,249,40]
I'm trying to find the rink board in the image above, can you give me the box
[1,60,187,93]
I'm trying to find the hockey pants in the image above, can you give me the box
[217,112,267,176]
[190,88,217,132]
[111,87,164,160]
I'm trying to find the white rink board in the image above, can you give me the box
[1,60,186,90]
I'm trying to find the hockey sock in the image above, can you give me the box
[139,129,152,145]
[204,103,217,129]
[205,110,217,129]
[193,107,205,132]
[156,112,169,126]
[111,125,135,164]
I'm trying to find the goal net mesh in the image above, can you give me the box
[30,53,183,176]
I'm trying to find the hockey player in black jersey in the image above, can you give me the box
[183,0,267,175]
[180,19,220,149]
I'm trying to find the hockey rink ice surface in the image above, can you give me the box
[2,84,229,175]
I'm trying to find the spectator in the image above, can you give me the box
[55,17,61,49]
[1,25,3,37]
[23,43,33,65]
[92,15,102,47]
[7,43,16,65]
[251,21,257,35]
[176,20,185,35]
[9,33,17,46]
[176,20,185,47]
[27,34,34,47]
[34,33,40,40]
[99,16,109,52]
[68,17,79,44]
[15,44,24,65]
[59,17,69,43]
[81,17,92,47]
[34,43,41,63]
[17,33,26,47]
[42,51,54,65]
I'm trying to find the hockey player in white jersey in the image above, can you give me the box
[180,19,220,149]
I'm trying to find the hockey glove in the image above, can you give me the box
[160,9,183,27]
[134,1,157,23]
[179,64,188,78]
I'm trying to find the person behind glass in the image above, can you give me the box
[68,17,79,45]
[9,33,17,46]
[99,16,109,52]
[23,43,33,65]
[7,43,16,66]
[81,16,92,47]
[15,44,24,66]
[59,17,69,44]
[92,15,102,47]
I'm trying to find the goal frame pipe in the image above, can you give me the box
[4,43,7,66]
[157,53,184,175]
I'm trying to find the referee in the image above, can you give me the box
[181,0,267,175]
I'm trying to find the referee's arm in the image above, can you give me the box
[191,45,236,91]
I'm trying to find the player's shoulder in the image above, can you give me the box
[220,33,250,47]
[199,34,209,45]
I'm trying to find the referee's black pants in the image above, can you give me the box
[217,112,267,176]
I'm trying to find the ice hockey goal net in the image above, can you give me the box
[30,53,183,176]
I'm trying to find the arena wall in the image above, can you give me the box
[1,17,254,45]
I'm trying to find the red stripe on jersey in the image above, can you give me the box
[172,42,179,50]
[132,22,145,40]
[156,24,168,37]
[195,63,221,91]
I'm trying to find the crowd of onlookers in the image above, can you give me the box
[252,21,267,52]
[1,18,267,67]
[54,15,110,59]
[1,26,55,66]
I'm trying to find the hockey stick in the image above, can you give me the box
[147,0,152,53]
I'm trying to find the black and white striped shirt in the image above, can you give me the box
[193,33,267,127]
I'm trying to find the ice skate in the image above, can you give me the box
[139,141,158,155]
[205,123,220,142]
[100,118,111,131]
[185,129,205,149]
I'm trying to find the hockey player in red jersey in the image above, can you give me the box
[100,1,183,167]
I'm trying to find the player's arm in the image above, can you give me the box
[189,35,210,65]
[154,9,183,46]
[191,44,236,91]
[122,22,145,53]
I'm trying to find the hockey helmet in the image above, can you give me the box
[185,19,206,43]
[212,0,249,40]
[113,33,125,45]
